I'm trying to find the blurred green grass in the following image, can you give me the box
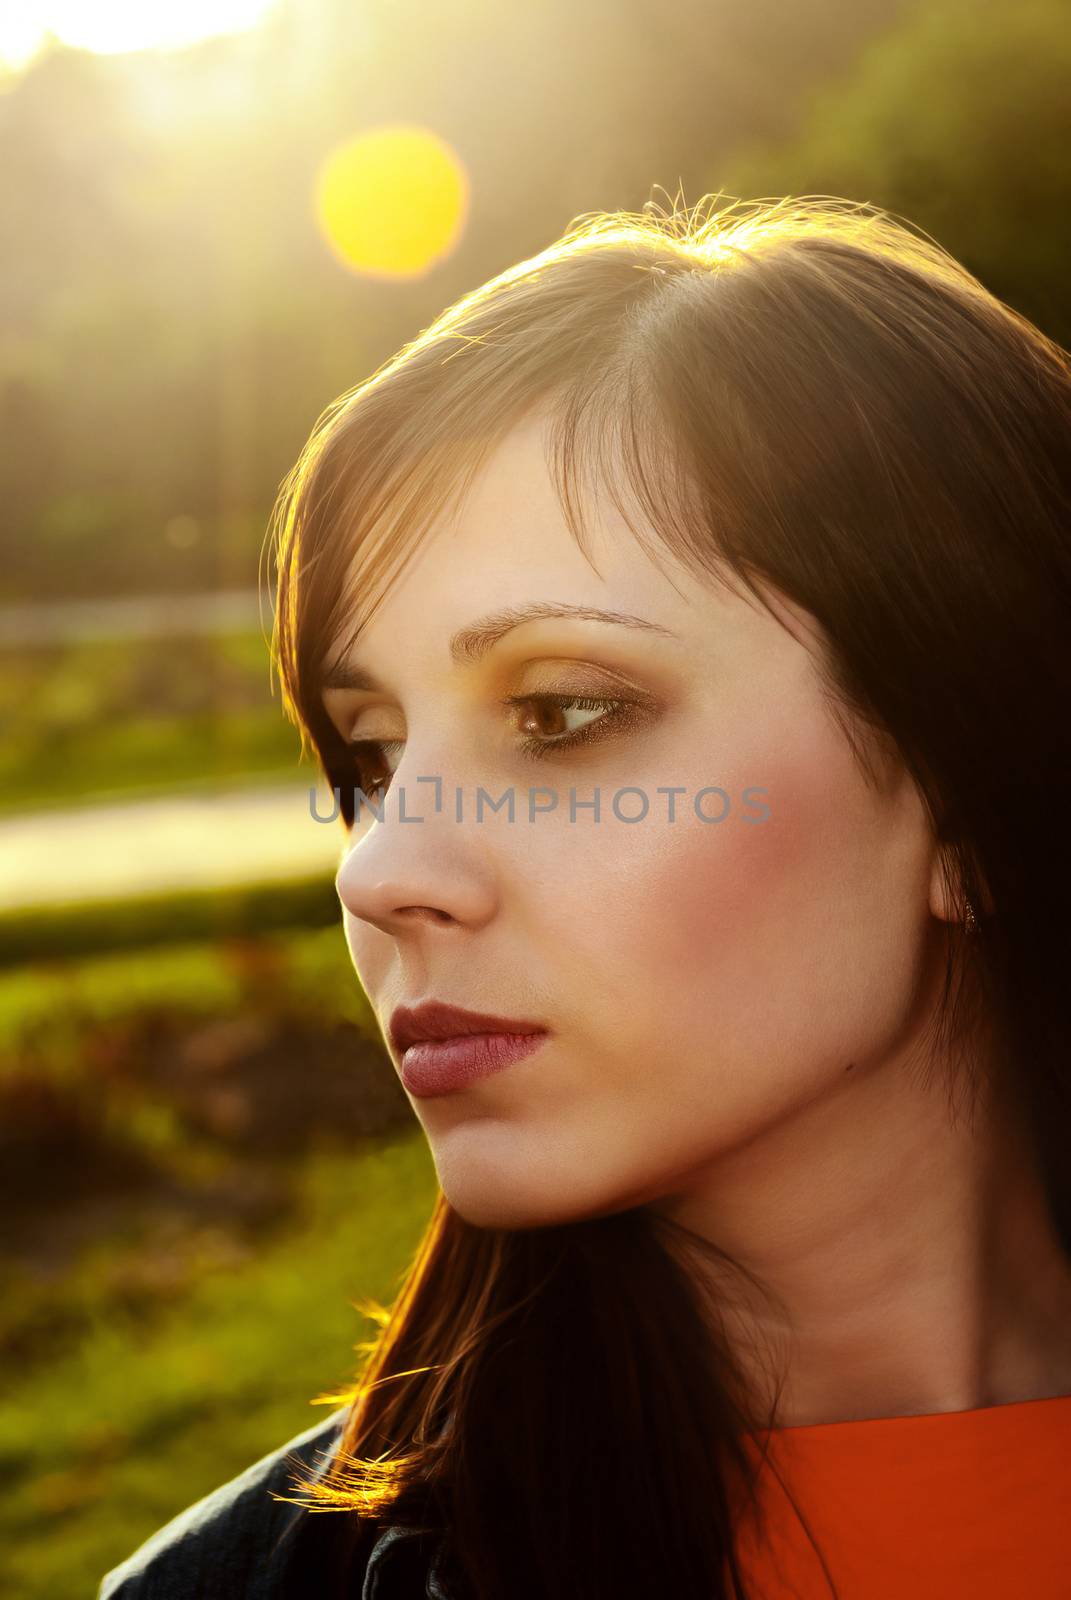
[0,921,415,1373]
[0,875,342,966]
[0,915,437,1599]
[0,921,378,1076]
[0,919,375,1040]
[1,1130,439,1600]
[0,630,314,817]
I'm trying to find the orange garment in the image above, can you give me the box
[729,1393,1071,1598]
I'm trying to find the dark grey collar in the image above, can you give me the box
[361,1522,455,1599]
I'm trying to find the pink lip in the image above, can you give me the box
[399,1031,548,1098]
[389,998,547,1052]
[388,998,550,1098]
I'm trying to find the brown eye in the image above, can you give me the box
[511,695,613,741]
[502,692,648,760]
[338,739,404,801]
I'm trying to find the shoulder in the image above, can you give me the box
[96,1406,351,1600]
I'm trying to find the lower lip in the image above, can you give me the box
[399,1031,548,1098]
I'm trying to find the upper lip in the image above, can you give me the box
[389,1000,547,1055]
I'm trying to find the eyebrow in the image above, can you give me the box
[321,601,678,693]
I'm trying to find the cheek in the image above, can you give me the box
[609,775,811,1002]
[662,768,829,962]
[579,671,866,980]
[584,737,905,1078]
[592,731,844,963]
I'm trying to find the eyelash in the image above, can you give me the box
[337,693,636,797]
[503,693,634,759]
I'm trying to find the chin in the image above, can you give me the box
[438,1176,585,1232]
[430,1133,647,1233]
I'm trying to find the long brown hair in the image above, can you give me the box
[265,195,1071,1598]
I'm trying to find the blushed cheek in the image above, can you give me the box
[637,757,846,995]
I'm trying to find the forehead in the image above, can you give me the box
[326,415,820,674]
[332,421,680,646]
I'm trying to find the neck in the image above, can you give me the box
[653,1047,1071,1428]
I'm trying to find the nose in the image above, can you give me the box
[334,809,497,938]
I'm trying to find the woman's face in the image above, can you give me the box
[325,415,941,1229]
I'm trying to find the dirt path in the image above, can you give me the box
[0,779,344,909]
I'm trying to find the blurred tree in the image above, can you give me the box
[25,0,1071,606]
[722,0,1071,344]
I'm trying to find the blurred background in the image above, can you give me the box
[1,0,1067,1592]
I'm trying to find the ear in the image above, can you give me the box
[929,843,964,927]
[928,841,993,926]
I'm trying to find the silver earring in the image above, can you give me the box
[963,897,978,934]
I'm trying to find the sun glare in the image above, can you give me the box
[314,124,470,280]
[0,0,278,66]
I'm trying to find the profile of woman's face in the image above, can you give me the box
[326,415,943,1231]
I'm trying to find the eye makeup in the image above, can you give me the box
[338,686,659,801]
[321,639,674,808]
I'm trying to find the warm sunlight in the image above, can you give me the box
[0,0,277,66]
[314,124,470,279]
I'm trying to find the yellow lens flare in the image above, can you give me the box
[314,124,469,280]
